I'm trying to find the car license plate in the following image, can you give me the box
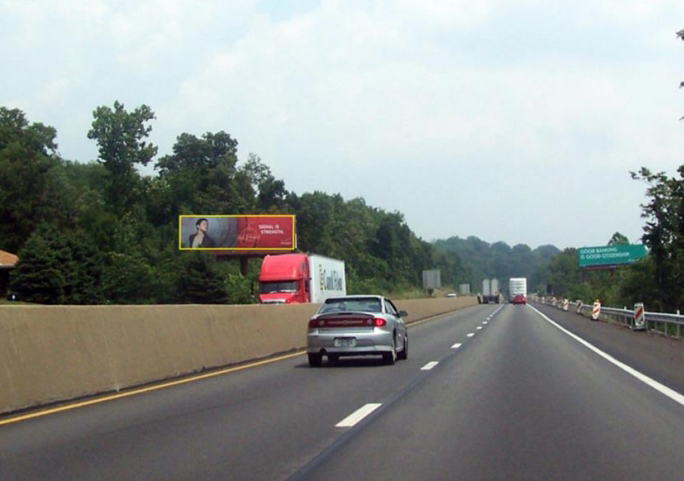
[334,338,356,348]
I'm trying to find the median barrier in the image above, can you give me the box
[398,296,477,325]
[0,296,478,414]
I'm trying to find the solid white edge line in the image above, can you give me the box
[529,305,684,408]
[421,362,439,370]
[336,403,382,427]
[452,343,462,349]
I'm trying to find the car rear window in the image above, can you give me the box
[319,298,382,314]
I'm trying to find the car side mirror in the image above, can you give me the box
[398,310,408,318]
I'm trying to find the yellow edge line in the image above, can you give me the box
[1,305,474,426]
[0,351,305,426]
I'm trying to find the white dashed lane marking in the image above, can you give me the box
[336,404,382,427]
[451,343,462,349]
[421,362,439,371]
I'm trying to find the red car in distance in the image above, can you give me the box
[512,295,526,305]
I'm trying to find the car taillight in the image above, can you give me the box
[373,317,386,327]
[309,319,324,328]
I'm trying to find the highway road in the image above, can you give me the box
[2,303,684,480]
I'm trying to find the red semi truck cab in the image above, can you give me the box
[258,253,346,304]
[258,253,311,304]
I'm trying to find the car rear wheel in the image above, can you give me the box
[308,353,322,367]
[383,336,397,365]
[398,333,408,360]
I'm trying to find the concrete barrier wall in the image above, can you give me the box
[398,297,476,324]
[0,296,477,414]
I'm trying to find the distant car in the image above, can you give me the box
[446,293,457,298]
[512,294,526,305]
[306,295,408,366]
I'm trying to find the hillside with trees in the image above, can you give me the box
[3,87,684,310]
[432,236,560,294]
[0,103,467,304]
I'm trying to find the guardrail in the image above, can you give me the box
[530,296,684,339]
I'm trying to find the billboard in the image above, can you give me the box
[179,215,296,252]
[577,244,647,269]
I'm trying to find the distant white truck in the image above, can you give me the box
[481,278,501,304]
[509,277,528,302]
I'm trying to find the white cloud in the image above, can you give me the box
[2,0,684,247]
[394,0,539,29]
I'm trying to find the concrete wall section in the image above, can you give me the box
[398,297,476,324]
[0,297,477,414]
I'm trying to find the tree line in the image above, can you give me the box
[3,92,683,309]
[432,236,560,293]
[0,103,468,304]
[435,226,679,314]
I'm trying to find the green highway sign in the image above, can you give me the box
[578,244,647,269]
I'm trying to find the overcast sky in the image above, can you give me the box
[2,0,684,249]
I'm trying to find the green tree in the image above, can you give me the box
[618,258,659,308]
[608,232,630,246]
[152,132,279,225]
[236,153,288,212]
[9,224,104,304]
[292,191,338,255]
[9,232,65,303]
[547,248,580,297]
[102,252,157,304]
[176,252,229,304]
[60,233,105,304]
[0,108,66,253]
[631,168,673,310]
[215,260,256,304]
[88,101,157,212]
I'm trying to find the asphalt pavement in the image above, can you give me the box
[2,302,684,480]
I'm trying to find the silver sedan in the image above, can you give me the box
[306,295,408,366]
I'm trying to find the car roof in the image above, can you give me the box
[323,295,385,302]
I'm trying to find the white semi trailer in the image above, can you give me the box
[508,277,528,302]
[481,278,501,304]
